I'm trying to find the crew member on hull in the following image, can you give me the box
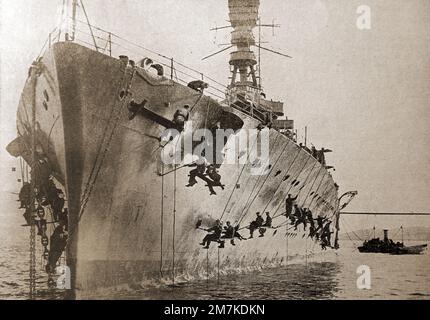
[258,212,273,238]
[18,182,31,209]
[187,160,224,196]
[234,225,246,241]
[285,194,298,219]
[46,219,68,273]
[172,104,190,132]
[219,221,235,247]
[294,206,307,231]
[187,158,208,187]
[320,221,333,250]
[200,220,223,249]
[249,212,264,239]
[51,189,65,222]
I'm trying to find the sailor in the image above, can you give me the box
[51,189,65,222]
[285,194,298,220]
[249,212,264,239]
[263,212,272,228]
[18,182,31,209]
[60,208,69,232]
[233,225,246,241]
[187,80,209,93]
[200,220,223,249]
[172,105,190,132]
[302,209,314,237]
[186,158,208,188]
[32,157,52,198]
[317,147,333,166]
[311,146,318,159]
[308,223,317,240]
[220,221,235,247]
[316,216,324,231]
[289,204,300,226]
[46,219,68,273]
[45,178,58,205]
[294,206,307,231]
[35,206,47,236]
[23,207,33,225]
[321,221,333,248]
[205,164,222,195]
[258,212,269,237]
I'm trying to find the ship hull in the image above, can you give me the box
[15,42,339,299]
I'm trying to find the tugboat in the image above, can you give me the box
[358,229,427,255]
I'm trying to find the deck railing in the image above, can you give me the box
[37,16,229,102]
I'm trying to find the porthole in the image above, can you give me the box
[43,90,49,102]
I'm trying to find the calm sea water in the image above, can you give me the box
[0,238,429,300]
[1,193,429,300]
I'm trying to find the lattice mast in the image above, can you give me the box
[228,0,260,90]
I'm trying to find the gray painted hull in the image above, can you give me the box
[15,42,339,298]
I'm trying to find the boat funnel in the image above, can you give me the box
[383,229,389,241]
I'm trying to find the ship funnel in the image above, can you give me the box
[383,229,389,241]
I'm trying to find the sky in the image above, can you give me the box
[1,0,429,232]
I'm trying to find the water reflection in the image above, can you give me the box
[119,261,341,300]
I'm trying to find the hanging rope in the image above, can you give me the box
[172,162,177,287]
[299,165,325,208]
[221,132,272,222]
[171,127,183,287]
[217,247,220,285]
[219,130,260,221]
[237,139,289,226]
[295,161,320,206]
[306,171,327,210]
[29,69,39,300]
[305,234,308,266]
[79,0,98,51]
[79,63,128,209]
[232,133,282,222]
[309,183,332,215]
[19,157,25,185]
[341,218,363,242]
[206,249,209,289]
[270,154,314,221]
[160,165,164,279]
[259,146,301,215]
[78,66,136,223]
[285,222,289,267]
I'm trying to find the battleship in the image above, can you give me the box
[6,0,343,299]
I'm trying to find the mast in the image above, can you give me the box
[401,226,404,244]
[228,0,259,90]
[71,0,78,41]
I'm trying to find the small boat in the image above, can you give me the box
[358,229,427,255]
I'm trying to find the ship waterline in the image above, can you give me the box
[10,40,339,298]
